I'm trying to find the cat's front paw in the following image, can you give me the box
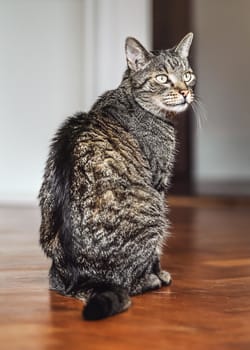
[157,270,172,286]
[140,274,162,294]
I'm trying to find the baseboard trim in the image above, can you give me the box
[195,180,250,196]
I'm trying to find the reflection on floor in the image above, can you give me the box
[0,197,250,350]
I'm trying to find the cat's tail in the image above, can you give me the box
[83,283,131,321]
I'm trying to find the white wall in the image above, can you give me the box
[193,0,250,183]
[81,0,151,110]
[2,0,250,202]
[0,0,83,203]
[0,0,151,203]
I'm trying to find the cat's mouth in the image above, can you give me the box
[165,102,189,113]
[170,101,188,106]
[153,97,191,114]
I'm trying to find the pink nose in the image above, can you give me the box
[180,90,189,97]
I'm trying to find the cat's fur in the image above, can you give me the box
[39,33,196,320]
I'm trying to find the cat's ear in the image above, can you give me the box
[175,32,193,58]
[125,37,151,71]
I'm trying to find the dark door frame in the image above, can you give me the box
[153,0,194,195]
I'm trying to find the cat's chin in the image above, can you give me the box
[165,103,189,114]
[153,98,189,115]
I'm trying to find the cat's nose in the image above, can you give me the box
[180,89,189,98]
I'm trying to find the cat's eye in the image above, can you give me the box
[183,72,194,83]
[155,74,168,84]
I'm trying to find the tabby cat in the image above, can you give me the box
[39,33,196,320]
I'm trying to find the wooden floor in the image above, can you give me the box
[0,197,250,350]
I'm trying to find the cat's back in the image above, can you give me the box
[40,110,151,208]
[39,110,151,255]
[71,111,152,193]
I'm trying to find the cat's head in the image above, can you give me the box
[125,33,196,117]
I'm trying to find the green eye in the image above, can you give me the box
[155,74,168,84]
[183,72,193,83]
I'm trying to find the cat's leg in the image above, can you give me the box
[49,261,67,295]
[130,273,162,295]
[152,256,172,286]
[130,257,171,296]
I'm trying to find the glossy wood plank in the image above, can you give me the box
[0,199,250,350]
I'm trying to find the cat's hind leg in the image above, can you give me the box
[49,262,68,295]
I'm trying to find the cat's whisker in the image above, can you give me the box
[190,103,201,129]
[190,98,207,129]
[193,95,207,119]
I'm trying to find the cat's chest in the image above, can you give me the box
[132,120,176,191]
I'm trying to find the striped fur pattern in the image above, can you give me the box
[39,33,195,320]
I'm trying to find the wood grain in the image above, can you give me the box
[0,198,250,350]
